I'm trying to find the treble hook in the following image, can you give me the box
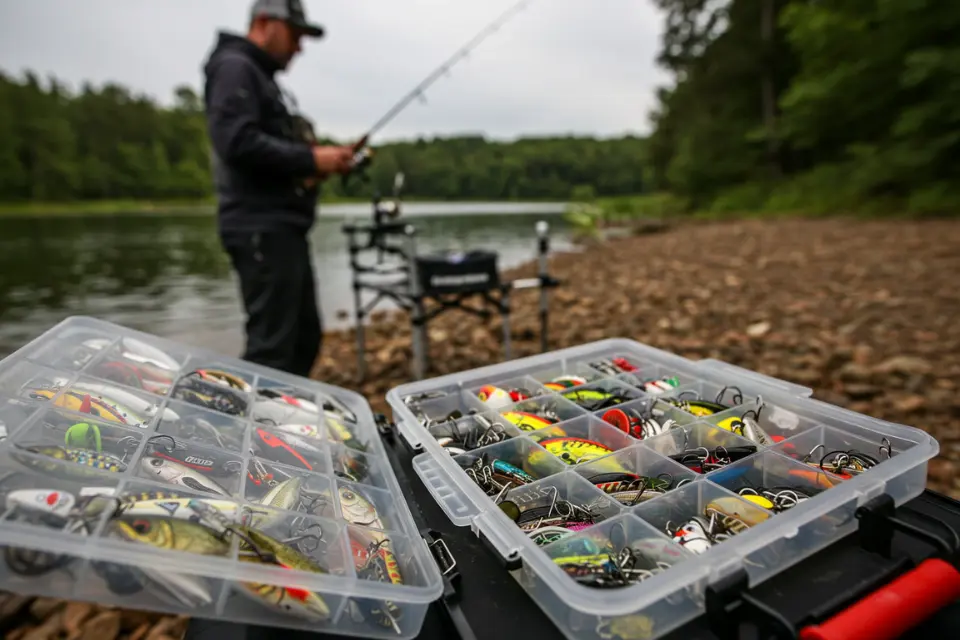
[803,443,826,464]
[716,386,744,406]
[879,438,893,460]
[145,434,178,454]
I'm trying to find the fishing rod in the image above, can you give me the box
[348,0,536,174]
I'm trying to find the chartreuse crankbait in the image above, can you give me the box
[561,388,632,411]
[664,386,746,417]
[539,437,612,465]
[502,411,556,431]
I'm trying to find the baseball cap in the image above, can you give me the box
[250,0,325,38]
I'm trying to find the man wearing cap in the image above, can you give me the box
[203,0,351,377]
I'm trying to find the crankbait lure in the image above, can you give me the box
[462,454,535,497]
[235,526,332,621]
[587,473,674,506]
[705,497,771,531]
[140,456,232,496]
[252,428,315,471]
[477,385,514,409]
[561,388,633,411]
[339,485,385,530]
[172,374,248,417]
[502,411,557,431]
[738,487,810,512]
[191,369,252,393]
[634,376,681,395]
[664,386,746,417]
[349,528,405,633]
[600,406,678,440]
[543,375,588,392]
[105,515,231,607]
[539,437,612,465]
[801,440,891,478]
[589,358,639,377]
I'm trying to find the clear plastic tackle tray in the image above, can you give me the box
[0,317,443,638]
[386,338,938,640]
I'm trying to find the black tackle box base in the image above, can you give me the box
[182,422,960,640]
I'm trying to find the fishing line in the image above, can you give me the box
[352,0,536,153]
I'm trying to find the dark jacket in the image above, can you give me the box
[203,32,319,234]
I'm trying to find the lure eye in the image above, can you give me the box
[132,520,150,534]
[341,490,356,503]
[150,458,164,467]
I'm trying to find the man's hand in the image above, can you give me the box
[312,145,354,176]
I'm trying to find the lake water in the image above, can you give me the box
[0,202,574,359]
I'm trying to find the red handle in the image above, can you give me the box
[800,558,960,640]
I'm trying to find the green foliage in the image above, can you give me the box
[647,0,960,216]
[0,70,649,204]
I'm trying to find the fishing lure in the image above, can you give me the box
[705,497,771,531]
[477,385,514,409]
[502,411,557,431]
[587,473,674,506]
[89,359,173,395]
[140,456,233,496]
[543,375,588,392]
[600,406,678,440]
[589,358,639,377]
[339,485,385,530]
[171,375,248,417]
[429,413,509,453]
[738,487,810,512]
[235,526,332,621]
[669,445,757,473]
[664,386,746,417]
[561,388,633,412]
[801,440,891,478]
[462,454,535,497]
[500,487,600,534]
[634,376,681,395]
[349,529,405,633]
[325,414,368,452]
[252,428,315,471]
[539,437,613,465]
[191,369,252,393]
[21,444,127,472]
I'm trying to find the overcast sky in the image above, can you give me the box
[0,0,670,142]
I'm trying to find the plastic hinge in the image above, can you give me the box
[474,511,523,570]
[856,493,959,561]
[395,417,424,452]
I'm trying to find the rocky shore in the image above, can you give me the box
[4,216,959,638]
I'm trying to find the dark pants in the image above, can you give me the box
[221,229,322,378]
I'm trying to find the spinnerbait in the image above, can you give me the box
[664,386,746,417]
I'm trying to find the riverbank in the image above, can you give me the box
[312,216,960,498]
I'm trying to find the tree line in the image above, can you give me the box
[0,70,645,203]
[646,0,960,215]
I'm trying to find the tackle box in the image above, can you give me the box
[386,338,940,640]
[0,316,443,638]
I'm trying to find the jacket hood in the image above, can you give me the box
[204,31,283,78]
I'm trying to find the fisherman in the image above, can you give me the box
[202,0,353,377]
